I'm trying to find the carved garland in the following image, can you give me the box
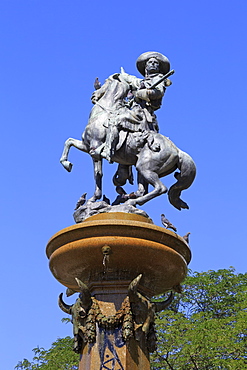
[80,296,134,344]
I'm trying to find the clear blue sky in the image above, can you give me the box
[1,1,247,368]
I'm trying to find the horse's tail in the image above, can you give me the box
[168,150,196,210]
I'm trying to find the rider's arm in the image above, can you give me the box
[135,84,165,102]
[118,72,141,90]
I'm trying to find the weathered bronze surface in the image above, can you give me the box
[60,52,196,213]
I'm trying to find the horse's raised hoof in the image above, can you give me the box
[60,160,73,172]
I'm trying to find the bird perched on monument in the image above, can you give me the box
[183,232,191,244]
[161,214,177,232]
[94,77,101,90]
[74,193,87,210]
[112,186,128,206]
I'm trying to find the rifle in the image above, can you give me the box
[149,69,175,89]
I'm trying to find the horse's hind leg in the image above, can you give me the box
[129,169,167,206]
[168,150,196,210]
[88,159,103,202]
[135,172,148,197]
[60,138,88,172]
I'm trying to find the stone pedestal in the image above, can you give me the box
[79,337,150,370]
[78,289,150,370]
[46,212,191,369]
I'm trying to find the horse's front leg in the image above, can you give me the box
[60,138,88,172]
[88,159,103,202]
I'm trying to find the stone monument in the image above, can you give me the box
[46,51,196,369]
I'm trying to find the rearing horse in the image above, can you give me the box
[60,74,196,210]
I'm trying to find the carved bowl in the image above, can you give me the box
[46,213,191,297]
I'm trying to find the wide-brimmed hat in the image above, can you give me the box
[136,51,170,76]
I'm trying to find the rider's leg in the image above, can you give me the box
[101,124,119,163]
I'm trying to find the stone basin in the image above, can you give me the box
[46,212,191,297]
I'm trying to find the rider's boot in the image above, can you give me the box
[101,144,113,163]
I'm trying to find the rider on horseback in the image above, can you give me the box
[93,52,173,163]
[60,52,196,210]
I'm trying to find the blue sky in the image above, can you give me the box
[1,1,247,368]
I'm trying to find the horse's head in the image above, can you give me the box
[93,74,129,107]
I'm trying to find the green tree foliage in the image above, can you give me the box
[15,337,78,370]
[16,268,247,370]
[151,268,247,369]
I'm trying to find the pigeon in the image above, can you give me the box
[128,192,137,199]
[161,214,177,232]
[183,232,191,244]
[94,77,101,90]
[103,195,110,205]
[74,193,87,210]
[112,186,128,205]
